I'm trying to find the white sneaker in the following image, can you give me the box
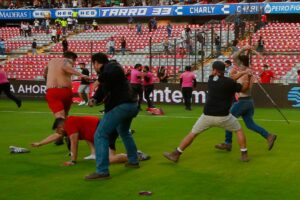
[78,101,86,106]
[84,154,96,160]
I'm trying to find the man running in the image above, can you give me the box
[31,116,149,166]
[215,45,277,152]
[44,51,88,119]
[163,61,252,162]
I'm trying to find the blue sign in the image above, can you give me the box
[0,2,300,20]
[0,10,32,19]
[288,87,300,108]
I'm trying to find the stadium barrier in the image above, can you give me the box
[1,80,299,108]
[1,2,300,20]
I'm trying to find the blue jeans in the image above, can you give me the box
[94,102,139,174]
[225,99,270,144]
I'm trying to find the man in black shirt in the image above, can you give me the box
[85,53,139,180]
[32,39,37,56]
[163,61,252,163]
[78,63,90,106]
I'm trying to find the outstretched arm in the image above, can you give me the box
[64,133,79,166]
[31,133,62,147]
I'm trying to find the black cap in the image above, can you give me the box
[212,61,225,72]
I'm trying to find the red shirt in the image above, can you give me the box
[261,15,267,23]
[64,116,99,143]
[260,70,274,84]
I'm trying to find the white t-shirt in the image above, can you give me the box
[67,18,73,25]
[51,29,57,36]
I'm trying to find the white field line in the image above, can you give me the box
[0,110,299,123]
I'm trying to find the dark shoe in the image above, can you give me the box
[137,150,151,161]
[163,149,181,163]
[215,143,232,151]
[17,100,22,108]
[185,107,192,111]
[267,134,277,151]
[240,151,250,162]
[85,172,110,181]
[54,138,64,146]
[125,162,140,168]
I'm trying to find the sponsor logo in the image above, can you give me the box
[78,9,97,17]
[55,9,73,17]
[287,87,300,107]
[152,7,172,16]
[101,8,147,17]
[174,6,183,15]
[0,11,28,19]
[264,4,272,14]
[221,5,230,14]
[33,10,51,18]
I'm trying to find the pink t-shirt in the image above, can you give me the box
[143,71,154,86]
[0,69,9,84]
[130,69,142,84]
[180,71,196,88]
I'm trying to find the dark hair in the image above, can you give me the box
[232,40,238,46]
[63,51,78,60]
[52,118,65,130]
[239,55,249,67]
[297,69,300,74]
[144,66,149,72]
[185,66,192,71]
[134,63,142,69]
[263,64,269,68]
[212,61,225,72]
[91,52,109,65]
[225,60,232,65]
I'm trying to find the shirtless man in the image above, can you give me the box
[215,45,277,151]
[44,51,88,119]
[31,116,150,166]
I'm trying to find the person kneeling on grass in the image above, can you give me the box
[31,116,150,166]
[163,61,252,163]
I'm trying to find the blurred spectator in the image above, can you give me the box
[107,37,115,55]
[215,34,221,57]
[297,70,300,83]
[148,19,152,32]
[32,39,37,56]
[166,22,172,37]
[62,37,69,52]
[51,27,57,43]
[136,22,142,35]
[61,18,68,35]
[56,27,62,42]
[128,16,134,30]
[72,10,79,19]
[224,60,233,78]
[231,39,239,55]
[261,14,267,27]
[72,0,78,8]
[0,38,5,55]
[20,21,24,36]
[196,30,205,46]
[34,19,40,32]
[151,17,157,31]
[67,17,73,30]
[143,66,155,109]
[256,36,264,53]
[77,62,90,106]
[163,37,170,55]
[260,64,274,84]
[92,20,98,30]
[84,22,90,31]
[120,37,126,55]
[157,66,168,83]
[180,65,196,111]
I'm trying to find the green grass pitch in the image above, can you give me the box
[0,100,299,200]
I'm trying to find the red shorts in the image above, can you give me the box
[46,88,73,114]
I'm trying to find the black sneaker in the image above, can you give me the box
[137,150,151,161]
[85,172,110,181]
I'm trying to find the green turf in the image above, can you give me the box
[0,100,299,200]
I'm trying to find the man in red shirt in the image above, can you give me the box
[31,116,149,166]
[260,64,274,84]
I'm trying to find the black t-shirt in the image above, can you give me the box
[204,75,242,116]
[121,40,126,48]
[80,68,90,85]
[32,42,37,48]
[93,61,137,112]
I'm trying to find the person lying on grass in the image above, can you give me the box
[31,116,150,166]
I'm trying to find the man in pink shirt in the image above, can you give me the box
[180,66,196,111]
[143,66,155,108]
[0,65,22,107]
[130,64,143,110]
